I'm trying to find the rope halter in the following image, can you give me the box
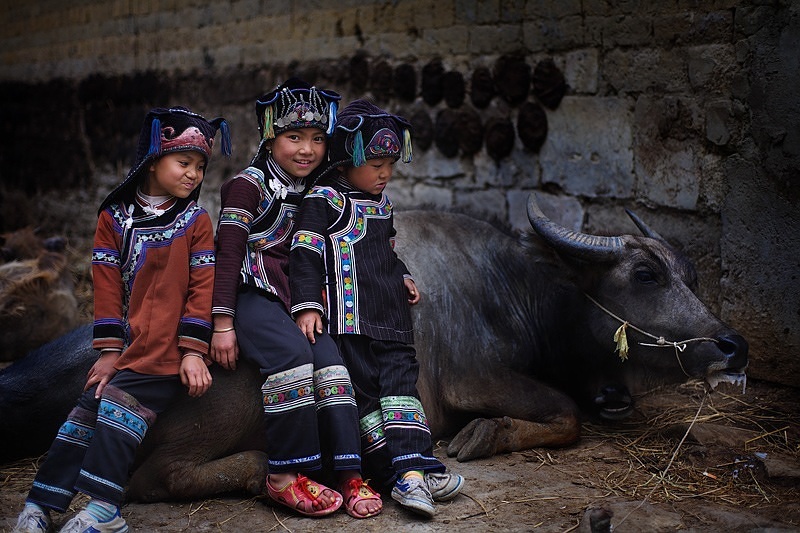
[584,293,719,377]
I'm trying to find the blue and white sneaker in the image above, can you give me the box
[58,509,128,533]
[12,504,51,533]
[425,472,465,502]
[391,476,436,518]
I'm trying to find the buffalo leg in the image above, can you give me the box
[126,450,268,502]
[447,414,580,461]
[442,372,581,461]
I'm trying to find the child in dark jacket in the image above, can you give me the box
[290,99,464,519]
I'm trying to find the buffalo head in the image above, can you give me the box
[527,195,748,413]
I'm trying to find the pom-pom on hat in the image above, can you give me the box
[99,106,231,214]
[320,99,413,180]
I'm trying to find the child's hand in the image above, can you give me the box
[180,354,213,397]
[211,330,239,370]
[295,310,323,344]
[86,351,120,398]
[211,320,239,370]
[405,279,421,305]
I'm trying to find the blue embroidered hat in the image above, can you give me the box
[99,106,231,214]
[319,99,413,181]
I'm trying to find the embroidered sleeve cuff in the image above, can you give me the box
[211,306,236,318]
[290,302,325,318]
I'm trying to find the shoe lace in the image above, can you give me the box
[296,473,332,503]
[403,476,432,496]
[426,472,446,489]
[60,511,95,533]
[344,477,366,494]
[17,510,47,530]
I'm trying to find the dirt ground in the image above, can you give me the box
[1,379,798,533]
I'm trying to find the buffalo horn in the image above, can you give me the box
[625,208,666,242]
[527,194,624,261]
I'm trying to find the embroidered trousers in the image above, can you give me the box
[335,335,445,488]
[234,288,361,475]
[26,371,182,512]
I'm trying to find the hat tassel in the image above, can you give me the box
[220,119,232,156]
[147,117,162,157]
[352,130,366,167]
[402,128,413,163]
[263,106,275,140]
[327,101,338,135]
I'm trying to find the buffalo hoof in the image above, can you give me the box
[594,384,633,420]
[446,417,501,461]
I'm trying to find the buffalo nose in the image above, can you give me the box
[715,334,749,370]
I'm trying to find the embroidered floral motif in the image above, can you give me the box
[293,230,325,254]
[190,251,215,267]
[359,410,386,452]
[333,197,392,334]
[92,248,120,266]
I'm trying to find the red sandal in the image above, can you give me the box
[341,478,383,519]
[266,474,343,517]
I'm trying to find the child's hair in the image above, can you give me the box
[318,99,413,182]
[252,77,341,163]
[99,106,230,214]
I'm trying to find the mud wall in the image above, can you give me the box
[1,0,798,386]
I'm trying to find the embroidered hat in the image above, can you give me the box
[255,77,341,140]
[99,106,231,213]
[319,99,413,180]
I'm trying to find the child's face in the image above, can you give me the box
[342,157,396,196]
[145,151,206,198]
[269,128,326,180]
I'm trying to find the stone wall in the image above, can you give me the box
[1,0,798,386]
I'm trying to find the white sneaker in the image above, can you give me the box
[58,510,128,533]
[425,472,465,502]
[391,476,436,518]
[12,505,51,533]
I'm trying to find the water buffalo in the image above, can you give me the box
[0,194,748,502]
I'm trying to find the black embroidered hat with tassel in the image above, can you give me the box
[98,106,231,214]
[252,77,341,163]
[318,98,413,182]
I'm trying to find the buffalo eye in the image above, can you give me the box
[634,269,658,284]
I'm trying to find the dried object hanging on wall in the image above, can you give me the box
[370,60,393,103]
[393,63,417,102]
[409,108,434,151]
[421,58,445,106]
[532,58,566,110]
[457,106,483,156]
[493,54,530,106]
[470,67,495,109]
[517,101,548,152]
[349,54,369,94]
[434,108,460,158]
[485,117,515,161]
[442,71,465,108]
